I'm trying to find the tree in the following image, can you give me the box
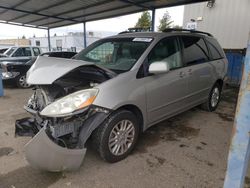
[21,35,26,39]
[135,11,152,29]
[157,10,173,31]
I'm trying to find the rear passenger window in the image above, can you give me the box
[206,38,224,60]
[181,36,209,66]
[148,37,182,70]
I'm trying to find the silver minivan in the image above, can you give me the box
[16,29,228,171]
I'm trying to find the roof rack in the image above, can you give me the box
[119,27,151,34]
[163,28,213,37]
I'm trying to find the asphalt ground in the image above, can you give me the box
[0,86,240,188]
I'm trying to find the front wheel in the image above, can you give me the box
[201,83,222,112]
[16,74,31,88]
[92,110,139,163]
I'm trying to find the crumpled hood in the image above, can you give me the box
[26,56,112,85]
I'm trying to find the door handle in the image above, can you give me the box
[179,71,186,78]
[188,69,192,75]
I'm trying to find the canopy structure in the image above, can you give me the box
[0,0,208,29]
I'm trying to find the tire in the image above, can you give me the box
[16,74,31,88]
[92,110,139,163]
[201,83,222,112]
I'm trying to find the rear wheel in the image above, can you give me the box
[201,83,222,112]
[92,110,139,163]
[16,74,30,88]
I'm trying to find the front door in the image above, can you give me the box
[143,37,189,125]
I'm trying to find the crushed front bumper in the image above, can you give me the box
[24,127,86,172]
[16,105,110,172]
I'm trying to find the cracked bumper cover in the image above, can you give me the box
[21,108,110,172]
[24,127,86,172]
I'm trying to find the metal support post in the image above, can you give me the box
[151,9,155,31]
[47,29,51,52]
[0,69,3,97]
[83,22,87,48]
[224,33,250,188]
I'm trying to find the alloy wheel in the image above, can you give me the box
[211,87,220,107]
[19,75,30,88]
[108,120,135,156]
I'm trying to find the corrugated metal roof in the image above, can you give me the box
[0,0,208,29]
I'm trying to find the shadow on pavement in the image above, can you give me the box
[0,166,62,188]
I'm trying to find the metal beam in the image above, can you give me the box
[48,8,147,29]
[39,5,135,27]
[0,0,209,29]
[0,0,31,16]
[151,0,209,9]
[119,0,153,10]
[47,29,51,52]
[45,0,208,29]
[224,33,250,188]
[0,5,80,24]
[39,2,150,27]
[24,0,113,25]
[0,69,3,97]
[0,20,47,29]
[151,9,155,31]
[36,0,153,27]
[83,22,87,48]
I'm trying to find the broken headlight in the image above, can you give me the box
[40,89,98,117]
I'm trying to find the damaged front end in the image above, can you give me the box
[15,56,114,171]
[22,106,110,171]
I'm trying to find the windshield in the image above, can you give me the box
[74,38,152,73]
[4,47,17,56]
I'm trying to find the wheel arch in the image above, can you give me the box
[215,79,224,90]
[115,104,144,133]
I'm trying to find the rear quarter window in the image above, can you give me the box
[181,36,210,66]
[206,38,225,60]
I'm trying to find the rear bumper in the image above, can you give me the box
[24,127,86,172]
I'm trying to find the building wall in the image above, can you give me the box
[183,0,250,49]
[30,33,101,52]
[0,39,30,48]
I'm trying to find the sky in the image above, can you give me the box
[0,6,184,39]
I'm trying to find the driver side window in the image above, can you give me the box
[85,42,114,63]
[13,47,32,57]
[148,37,182,71]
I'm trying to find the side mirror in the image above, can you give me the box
[148,61,170,75]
